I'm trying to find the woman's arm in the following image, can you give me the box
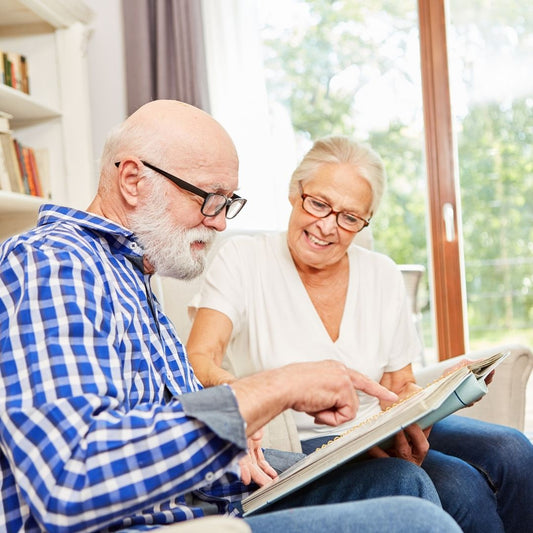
[187,307,237,386]
[187,307,278,485]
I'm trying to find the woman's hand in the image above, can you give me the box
[239,428,278,486]
[368,424,431,466]
[442,358,496,400]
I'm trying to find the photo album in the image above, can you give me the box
[242,351,509,515]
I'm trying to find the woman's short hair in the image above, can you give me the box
[289,136,386,215]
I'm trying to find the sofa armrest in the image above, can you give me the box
[415,344,533,431]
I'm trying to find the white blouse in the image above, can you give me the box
[190,231,421,440]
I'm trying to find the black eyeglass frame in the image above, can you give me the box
[114,160,246,219]
[300,191,371,233]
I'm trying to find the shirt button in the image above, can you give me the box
[205,472,215,482]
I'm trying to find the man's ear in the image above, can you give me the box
[116,159,144,207]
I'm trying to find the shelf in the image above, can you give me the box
[0,190,44,239]
[0,190,45,213]
[0,0,93,33]
[0,0,95,239]
[0,84,61,126]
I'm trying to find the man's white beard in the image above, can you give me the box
[130,183,216,280]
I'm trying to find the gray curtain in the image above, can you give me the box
[122,0,210,115]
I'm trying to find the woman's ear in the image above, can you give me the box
[288,192,297,207]
[288,184,299,207]
[116,159,144,207]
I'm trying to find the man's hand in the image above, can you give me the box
[289,360,398,427]
[238,429,278,486]
[231,360,398,438]
[369,424,431,466]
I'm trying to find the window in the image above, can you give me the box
[447,0,533,350]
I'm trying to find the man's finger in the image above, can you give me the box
[313,401,357,426]
[350,372,398,403]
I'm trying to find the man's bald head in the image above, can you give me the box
[99,100,238,179]
[89,100,241,236]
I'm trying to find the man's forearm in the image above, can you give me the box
[229,368,290,437]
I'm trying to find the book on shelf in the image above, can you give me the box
[242,350,509,516]
[13,138,31,195]
[7,52,21,91]
[0,131,44,197]
[0,109,46,196]
[0,114,19,192]
[0,132,25,194]
[14,140,44,198]
[33,148,51,199]
[1,51,30,95]
[20,55,29,94]
[2,52,11,88]
[26,147,44,197]
[22,146,36,196]
[0,140,11,191]
[3,52,14,90]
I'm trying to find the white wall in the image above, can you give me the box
[86,0,127,169]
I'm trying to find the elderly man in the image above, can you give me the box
[0,100,459,532]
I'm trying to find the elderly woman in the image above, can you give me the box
[187,136,533,533]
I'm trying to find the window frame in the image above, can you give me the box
[418,0,466,359]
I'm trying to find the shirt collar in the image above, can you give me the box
[36,203,144,265]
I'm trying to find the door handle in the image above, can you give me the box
[443,202,455,242]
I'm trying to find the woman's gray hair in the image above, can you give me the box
[289,136,387,215]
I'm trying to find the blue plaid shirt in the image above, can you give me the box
[0,205,250,532]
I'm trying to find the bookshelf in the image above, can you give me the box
[0,0,95,241]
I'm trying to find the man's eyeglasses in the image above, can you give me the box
[300,189,370,233]
[114,161,247,219]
